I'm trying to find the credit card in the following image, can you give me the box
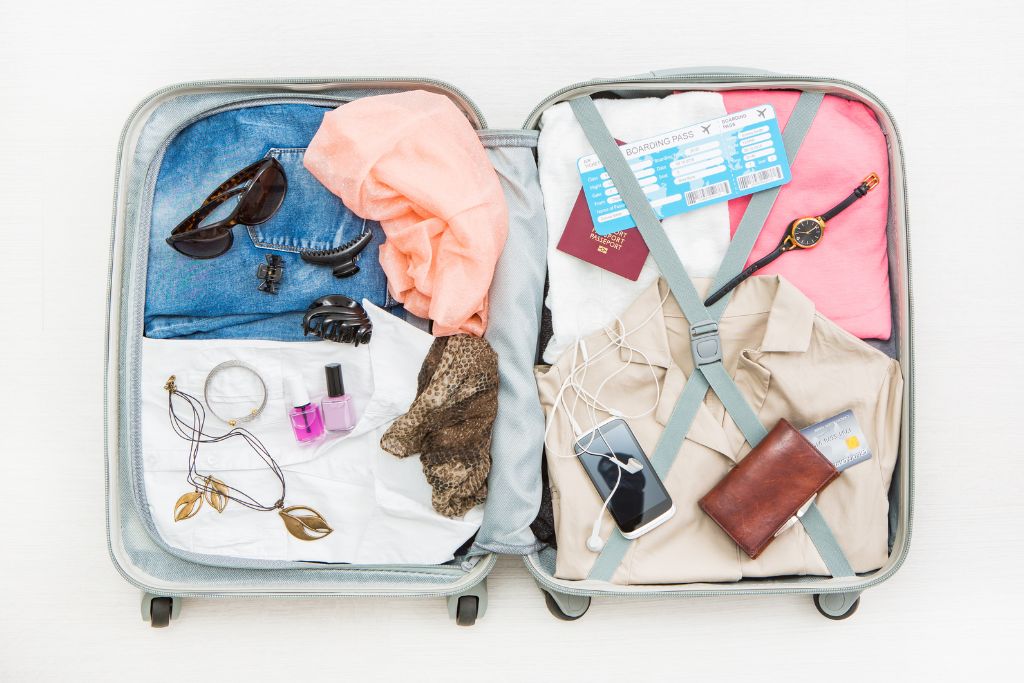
[799,410,872,472]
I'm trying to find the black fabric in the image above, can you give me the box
[530,457,557,548]
[454,533,477,559]
[538,274,554,364]
[532,274,558,547]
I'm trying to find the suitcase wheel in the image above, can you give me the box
[447,579,487,627]
[149,597,173,628]
[455,595,479,626]
[141,592,180,628]
[542,589,591,621]
[813,593,860,620]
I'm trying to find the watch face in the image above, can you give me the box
[791,218,823,248]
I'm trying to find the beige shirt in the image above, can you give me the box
[537,276,903,584]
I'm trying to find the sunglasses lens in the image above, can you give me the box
[172,229,233,259]
[236,161,287,226]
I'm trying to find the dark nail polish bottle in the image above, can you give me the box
[321,363,354,433]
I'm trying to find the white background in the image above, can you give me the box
[1,0,1021,680]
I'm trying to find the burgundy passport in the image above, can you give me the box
[555,138,650,281]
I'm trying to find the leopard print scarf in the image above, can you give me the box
[381,335,498,518]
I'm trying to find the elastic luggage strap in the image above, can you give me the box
[569,92,852,581]
[798,502,855,577]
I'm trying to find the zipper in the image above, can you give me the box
[103,78,488,596]
[112,553,497,600]
[522,72,914,597]
[139,76,485,128]
[478,129,539,148]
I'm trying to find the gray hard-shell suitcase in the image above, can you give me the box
[104,68,911,627]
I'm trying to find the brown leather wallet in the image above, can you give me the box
[698,419,839,559]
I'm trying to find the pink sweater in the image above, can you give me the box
[723,91,892,340]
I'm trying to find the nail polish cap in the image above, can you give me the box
[285,374,311,408]
[325,363,345,397]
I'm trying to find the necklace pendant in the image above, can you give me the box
[279,505,334,541]
[173,491,203,522]
[204,476,229,513]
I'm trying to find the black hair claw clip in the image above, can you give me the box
[299,228,373,278]
[302,294,372,346]
[257,254,285,294]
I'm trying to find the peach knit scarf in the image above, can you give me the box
[304,90,508,337]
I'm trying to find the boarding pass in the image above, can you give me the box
[577,105,792,236]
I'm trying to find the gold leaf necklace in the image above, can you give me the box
[164,375,333,542]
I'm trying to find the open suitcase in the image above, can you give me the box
[104,67,912,627]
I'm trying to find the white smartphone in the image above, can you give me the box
[573,417,676,539]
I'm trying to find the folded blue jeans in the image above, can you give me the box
[144,103,395,341]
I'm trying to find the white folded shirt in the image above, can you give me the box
[538,92,730,363]
[139,302,482,565]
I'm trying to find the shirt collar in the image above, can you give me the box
[718,275,816,353]
[614,274,815,368]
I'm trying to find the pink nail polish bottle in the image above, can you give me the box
[285,375,324,443]
[321,363,355,433]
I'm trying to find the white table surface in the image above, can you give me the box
[1,0,1021,680]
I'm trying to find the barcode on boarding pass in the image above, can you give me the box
[684,181,731,206]
[736,165,783,191]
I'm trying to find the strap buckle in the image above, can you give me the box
[862,172,880,191]
[689,321,722,366]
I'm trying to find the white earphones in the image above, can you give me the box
[542,292,669,553]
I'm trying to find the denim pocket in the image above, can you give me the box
[247,147,366,253]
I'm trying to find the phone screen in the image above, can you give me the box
[573,419,673,534]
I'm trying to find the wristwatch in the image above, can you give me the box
[703,173,880,307]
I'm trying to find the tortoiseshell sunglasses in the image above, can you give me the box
[166,157,287,259]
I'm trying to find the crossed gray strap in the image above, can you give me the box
[568,92,852,581]
[799,502,855,577]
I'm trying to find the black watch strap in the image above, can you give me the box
[820,173,880,222]
[704,237,788,307]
